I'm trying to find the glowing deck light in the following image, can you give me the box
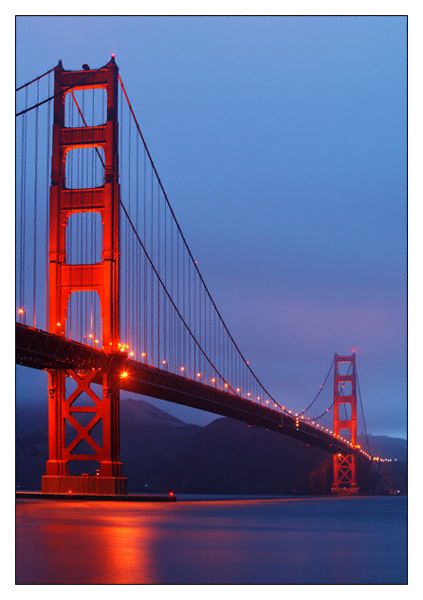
[130,352,134,357]
[120,371,128,378]
[162,360,167,365]
[180,366,185,371]
[57,322,61,327]
[224,383,229,387]
[211,378,216,383]
[89,333,94,338]
[18,308,24,314]
[197,372,201,378]
[236,388,241,392]
[141,352,146,357]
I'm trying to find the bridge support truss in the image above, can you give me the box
[41,58,127,495]
[331,353,359,495]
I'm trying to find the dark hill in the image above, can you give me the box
[357,434,407,462]
[119,398,202,492]
[160,418,332,495]
[16,398,407,494]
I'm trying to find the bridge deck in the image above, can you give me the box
[16,323,358,456]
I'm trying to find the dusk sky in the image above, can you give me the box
[15,15,407,439]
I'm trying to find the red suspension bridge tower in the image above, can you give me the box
[331,353,359,495]
[41,58,127,494]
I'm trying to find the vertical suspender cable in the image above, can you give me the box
[127,108,131,349]
[19,87,28,313]
[150,166,154,365]
[157,180,160,366]
[356,368,372,458]
[32,81,39,328]
[164,188,167,364]
[45,73,52,330]
[143,148,147,359]
[135,130,140,357]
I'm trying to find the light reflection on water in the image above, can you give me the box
[16,496,407,584]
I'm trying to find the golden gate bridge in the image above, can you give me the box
[16,56,374,496]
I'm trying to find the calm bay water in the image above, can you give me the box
[16,495,407,585]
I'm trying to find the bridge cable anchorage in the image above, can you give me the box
[118,73,283,410]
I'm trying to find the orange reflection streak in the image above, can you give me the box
[19,502,161,584]
[91,507,165,583]
[102,524,153,583]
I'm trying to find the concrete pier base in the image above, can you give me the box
[17,490,176,502]
[331,485,359,495]
[41,474,128,495]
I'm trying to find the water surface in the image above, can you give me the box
[16,495,407,584]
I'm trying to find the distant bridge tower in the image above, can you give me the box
[331,353,359,495]
[41,58,127,495]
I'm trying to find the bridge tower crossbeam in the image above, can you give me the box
[41,58,127,495]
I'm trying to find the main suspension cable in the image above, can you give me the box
[356,367,372,458]
[16,61,111,117]
[16,65,56,92]
[309,361,353,421]
[298,356,335,415]
[119,198,238,395]
[118,73,283,409]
